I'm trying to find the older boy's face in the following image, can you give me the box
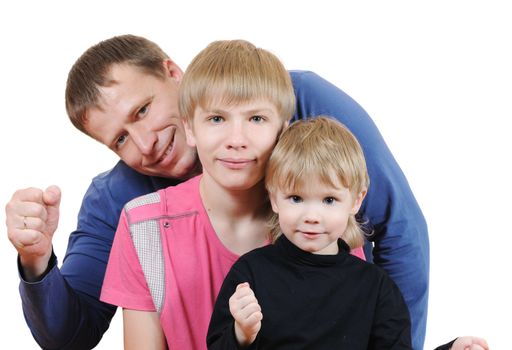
[184,98,287,191]
[85,62,199,179]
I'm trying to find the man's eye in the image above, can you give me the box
[290,195,302,204]
[116,134,127,147]
[137,104,149,118]
[323,197,336,205]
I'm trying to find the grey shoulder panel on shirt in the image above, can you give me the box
[125,191,165,313]
[125,191,161,211]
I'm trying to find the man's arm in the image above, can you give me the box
[19,257,116,349]
[291,70,429,349]
[13,161,175,349]
[15,180,119,349]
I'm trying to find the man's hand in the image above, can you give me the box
[229,282,263,347]
[6,186,61,281]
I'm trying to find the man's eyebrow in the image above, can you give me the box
[107,95,155,149]
[129,94,154,117]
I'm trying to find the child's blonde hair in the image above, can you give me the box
[265,116,370,248]
[179,40,295,123]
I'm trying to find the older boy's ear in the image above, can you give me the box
[163,59,183,82]
[183,119,197,147]
[350,189,367,215]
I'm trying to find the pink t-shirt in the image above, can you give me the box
[101,175,365,349]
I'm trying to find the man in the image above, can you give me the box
[5,35,429,349]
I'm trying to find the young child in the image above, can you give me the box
[207,116,411,349]
[207,117,490,350]
[100,40,363,349]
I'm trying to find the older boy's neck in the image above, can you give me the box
[199,176,270,255]
[199,176,268,218]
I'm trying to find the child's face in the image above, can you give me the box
[270,176,364,255]
[184,98,287,191]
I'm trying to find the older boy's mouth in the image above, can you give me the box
[218,158,255,169]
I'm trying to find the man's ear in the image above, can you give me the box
[350,189,367,215]
[183,119,197,148]
[163,59,183,83]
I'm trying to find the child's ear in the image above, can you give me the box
[183,119,197,147]
[350,189,367,215]
[162,59,183,83]
[269,193,279,214]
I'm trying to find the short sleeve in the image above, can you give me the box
[100,209,155,311]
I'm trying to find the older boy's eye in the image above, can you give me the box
[209,115,224,123]
[323,197,336,205]
[289,195,303,204]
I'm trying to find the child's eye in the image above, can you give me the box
[289,195,303,204]
[209,115,224,123]
[250,115,264,123]
[323,197,336,205]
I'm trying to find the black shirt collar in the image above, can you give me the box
[275,234,350,267]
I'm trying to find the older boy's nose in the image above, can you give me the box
[226,121,247,149]
[129,124,158,155]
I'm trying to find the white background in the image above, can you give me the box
[1,1,510,349]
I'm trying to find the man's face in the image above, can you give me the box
[85,62,199,179]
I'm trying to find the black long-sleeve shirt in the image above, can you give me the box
[207,235,412,349]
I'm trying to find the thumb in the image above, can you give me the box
[43,185,61,235]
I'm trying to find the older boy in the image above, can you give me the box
[5,35,428,349]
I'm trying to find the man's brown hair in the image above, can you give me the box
[65,34,169,134]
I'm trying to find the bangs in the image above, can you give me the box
[192,61,291,115]
[179,40,295,122]
[269,157,350,195]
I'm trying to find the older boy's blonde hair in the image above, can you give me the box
[179,40,295,123]
[265,116,370,248]
[65,35,170,135]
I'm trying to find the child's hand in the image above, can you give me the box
[451,336,489,350]
[229,282,263,346]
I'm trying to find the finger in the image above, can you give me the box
[237,309,263,331]
[11,187,45,203]
[6,201,48,227]
[19,215,46,232]
[9,228,44,248]
[230,291,259,314]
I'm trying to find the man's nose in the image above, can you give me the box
[129,123,158,155]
